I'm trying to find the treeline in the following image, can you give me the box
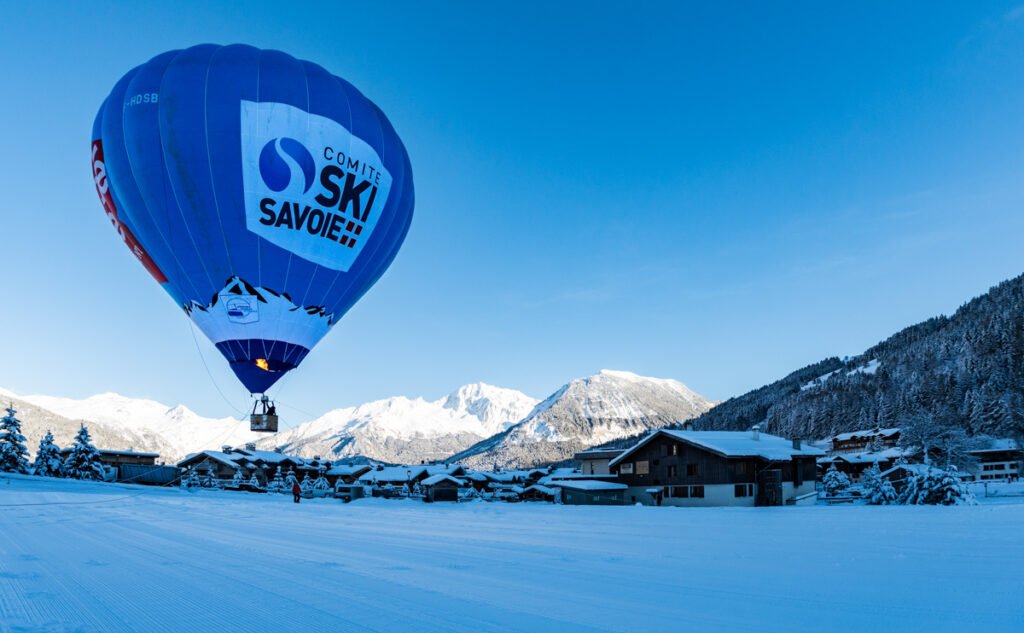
[691,273,1024,442]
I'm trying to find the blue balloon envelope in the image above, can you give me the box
[91,44,414,393]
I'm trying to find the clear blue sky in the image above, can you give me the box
[2,2,1024,425]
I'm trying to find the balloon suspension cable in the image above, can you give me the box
[186,319,246,417]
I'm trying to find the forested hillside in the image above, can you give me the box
[692,274,1024,441]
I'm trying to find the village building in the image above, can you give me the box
[830,427,901,454]
[966,439,1021,481]
[62,448,177,485]
[323,464,372,487]
[358,465,430,488]
[817,447,911,482]
[609,427,823,507]
[518,484,558,502]
[421,474,461,502]
[574,448,626,476]
[176,444,303,486]
[554,480,628,505]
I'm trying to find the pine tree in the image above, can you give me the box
[300,471,313,492]
[0,405,30,474]
[929,465,977,506]
[266,466,285,493]
[63,425,105,481]
[247,471,261,488]
[862,462,897,505]
[312,466,329,492]
[231,467,244,487]
[823,464,851,497]
[284,468,298,489]
[32,431,63,477]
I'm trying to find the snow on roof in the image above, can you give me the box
[464,471,490,482]
[60,448,160,458]
[176,450,243,469]
[834,448,910,464]
[610,429,824,466]
[574,449,625,460]
[524,484,557,496]
[230,448,297,464]
[879,463,940,478]
[358,466,428,483]
[422,474,461,486]
[831,427,901,442]
[551,480,628,491]
[325,464,371,476]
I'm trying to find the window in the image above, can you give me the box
[620,463,634,474]
[735,462,748,475]
[686,463,700,477]
[667,465,678,478]
[671,486,688,498]
[671,444,679,456]
[636,461,650,475]
[691,485,704,498]
[734,484,754,497]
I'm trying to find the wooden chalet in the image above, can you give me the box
[609,427,822,507]
[967,439,1022,481]
[554,480,628,505]
[830,427,901,454]
[574,449,626,476]
[421,474,461,502]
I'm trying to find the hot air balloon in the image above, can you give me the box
[90,45,414,430]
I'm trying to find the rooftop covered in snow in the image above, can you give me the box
[610,429,824,466]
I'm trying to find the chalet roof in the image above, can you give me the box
[879,463,940,478]
[177,450,242,469]
[525,484,558,496]
[423,464,466,477]
[573,449,625,460]
[833,448,910,464]
[60,448,160,458]
[422,474,462,486]
[609,429,824,467]
[537,472,615,486]
[551,480,628,491]
[229,448,298,464]
[831,427,901,442]
[324,464,372,477]
[358,466,428,483]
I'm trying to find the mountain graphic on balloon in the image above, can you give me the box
[91,44,415,396]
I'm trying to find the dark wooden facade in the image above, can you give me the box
[611,433,817,506]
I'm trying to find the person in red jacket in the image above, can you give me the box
[292,482,302,503]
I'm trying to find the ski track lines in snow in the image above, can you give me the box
[1,476,1022,633]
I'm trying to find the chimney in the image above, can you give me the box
[273,446,283,454]
[792,438,802,450]
[752,424,761,441]
[683,421,694,432]
[245,442,257,451]
[222,445,232,454]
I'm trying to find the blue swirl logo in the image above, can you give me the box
[258,137,316,193]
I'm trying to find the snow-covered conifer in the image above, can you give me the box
[267,466,285,493]
[231,467,244,487]
[312,467,329,492]
[32,431,63,477]
[822,464,851,496]
[928,465,976,506]
[284,469,298,488]
[247,471,261,488]
[62,425,105,481]
[0,405,30,474]
[300,471,313,492]
[862,462,897,505]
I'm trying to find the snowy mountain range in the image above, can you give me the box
[259,383,539,464]
[452,370,717,469]
[3,370,715,467]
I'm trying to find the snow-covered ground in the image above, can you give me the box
[1,475,1021,632]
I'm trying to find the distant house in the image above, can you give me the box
[323,464,372,487]
[554,480,627,505]
[574,449,625,476]
[62,448,175,485]
[830,428,901,454]
[967,439,1022,481]
[421,474,460,502]
[519,484,558,503]
[879,463,938,495]
[609,427,823,507]
[818,447,910,482]
[60,448,160,468]
[358,465,430,487]
[176,444,303,485]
